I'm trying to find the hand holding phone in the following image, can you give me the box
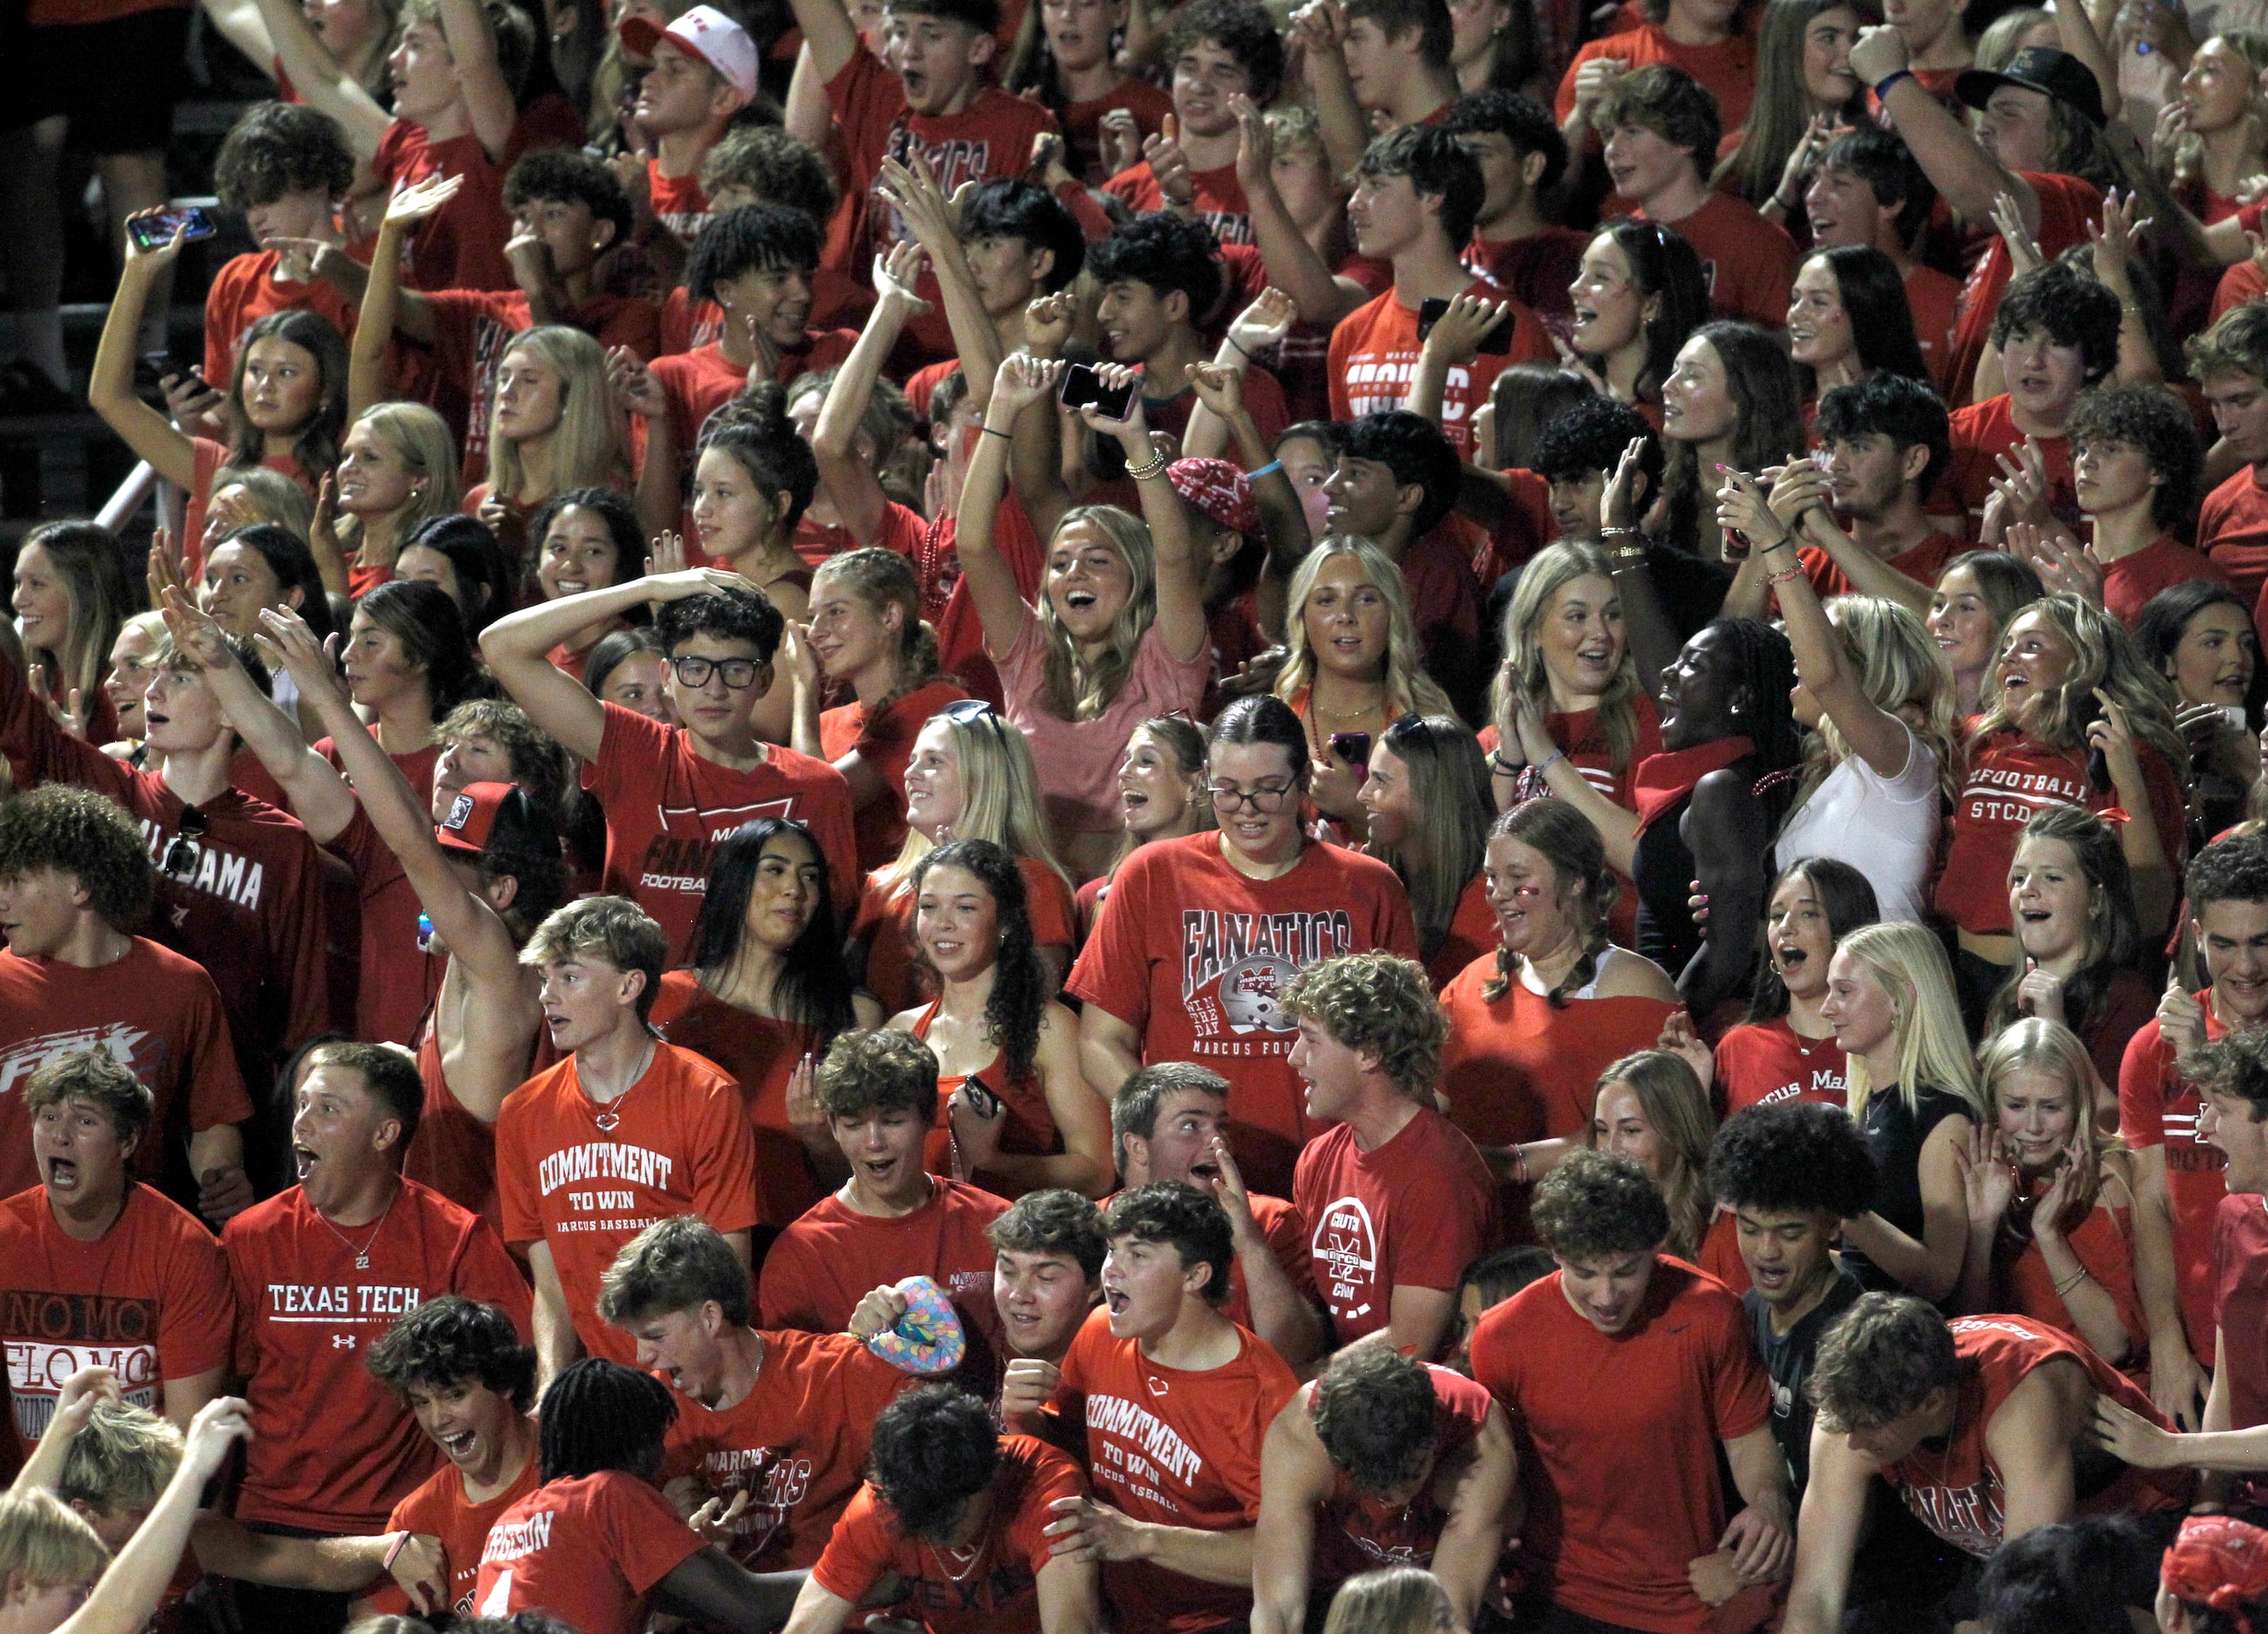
[128,206,218,254]
[1060,362,1141,421]
[1329,731,1373,767]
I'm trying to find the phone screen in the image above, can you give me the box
[129,206,217,252]
[1060,363,1138,420]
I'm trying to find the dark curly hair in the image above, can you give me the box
[1312,1347,1441,1497]
[2064,385,2204,529]
[1355,125,1484,249]
[818,1027,940,1122]
[366,1295,538,1412]
[1164,0,1285,104]
[1530,395,1663,488]
[1442,88,1567,193]
[2178,1028,2268,1122]
[1529,1148,1669,1262]
[1105,1182,1234,1304]
[687,204,823,304]
[867,1385,1001,1542]
[912,838,1048,1083]
[504,148,636,249]
[0,786,154,929]
[699,382,820,536]
[213,101,355,211]
[657,586,786,665]
[1340,411,1463,536]
[1707,1100,1878,1217]
[689,818,857,1045]
[1990,261,2124,385]
[2188,832,2268,914]
[1087,213,1224,324]
[1815,371,1952,505]
[537,1359,677,1482]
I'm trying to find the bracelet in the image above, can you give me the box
[1535,748,1568,777]
[1125,450,1170,482]
[1489,751,1522,776]
[1248,459,1282,480]
[1226,335,1252,359]
[1770,190,1799,211]
[1607,546,1648,566]
[980,425,1013,441]
[1601,525,1640,538]
[1510,1144,1529,1186]
[2053,1265,2090,1296]
[1767,564,1806,586]
[1874,67,1915,100]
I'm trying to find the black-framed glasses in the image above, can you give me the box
[671,656,763,691]
[1207,780,1296,813]
[163,808,208,881]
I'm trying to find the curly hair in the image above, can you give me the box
[503,148,634,247]
[990,1188,1107,1278]
[56,1404,180,1517]
[1442,89,1567,193]
[687,204,823,302]
[656,586,786,665]
[818,1028,940,1123]
[537,1359,676,1482]
[0,785,154,928]
[1277,954,1448,1102]
[1707,1099,1878,1217]
[1990,262,2124,384]
[913,838,1048,1083]
[598,1215,752,1328]
[2190,832,2268,914]
[1530,1148,1669,1261]
[1105,1181,1234,1303]
[1478,798,1620,1007]
[213,101,355,211]
[699,126,840,227]
[365,1295,538,1412]
[2065,385,2204,529]
[1313,1348,1441,1497]
[1808,1292,1958,1432]
[1164,0,1285,104]
[868,1385,1001,1542]
[1087,213,1224,319]
[2178,1028,2268,1122]
[22,1049,152,1154]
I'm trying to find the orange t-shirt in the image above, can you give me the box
[0,1184,232,1450]
[362,1443,542,1620]
[854,854,1078,1016]
[1327,278,1549,462]
[1053,1308,1297,1634]
[1437,958,1680,1144]
[203,250,360,387]
[1066,833,1419,1200]
[820,679,973,872]
[497,1041,758,1366]
[658,1329,916,1568]
[472,1470,704,1634]
[649,973,828,1229]
[223,1179,532,1532]
[813,1436,1086,1634]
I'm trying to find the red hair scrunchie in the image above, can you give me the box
[2165,1516,2268,1634]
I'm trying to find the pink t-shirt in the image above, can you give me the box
[997,611,1207,837]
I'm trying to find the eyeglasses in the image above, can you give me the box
[671,656,763,691]
[163,808,208,881]
[1207,780,1296,813]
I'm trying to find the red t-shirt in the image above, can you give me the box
[0,1183,231,1447]
[854,854,1079,1016]
[822,50,1060,362]
[813,1435,1083,1634]
[1468,1259,1770,1634]
[1103,159,1253,247]
[1935,732,2185,935]
[1292,1108,1493,1346]
[368,121,522,293]
[1714,1016,1848,1113]
[1797,531,1960,600]
[2213,1193,2268,1498]
[909,1001,1059,1181]
[2120,1000,2231,1361]
[1465,226,1587,325]
[1427,874,1500,990]
[1947,173,2103,406]
[1437,959,1680,1142]
[472,1470,704,1634]
[584,701,860,964]
[1053,1307,1298,1634]
[648,162,712,246]
[2002,1189,2144,1366]
[649,973,827,1229]
[497,1041,759,1367]
[758,1176,1008,1369]
[203,250,359,386]
[2206,463,2268,608]
[1642,192,1796,330]
[1908,263,1963,394]
[223,1178,532,1532]
[1555,23,1757,131]
[425,289,660,485]
[1881,1315,2187,1555]
[1226,1192,1311,1333]
[1066,832,1420,1199]
[0,939,249,1198]
[1055,78,1173,184]
[658,1328,914,1568]
[364,1447,543,1620]
[820,679,975,872]
[1311,1366,1492,1588]
[183,439,313,581]
[2102,535,2231,627]
[1327,278,1549,461]
[1944,395,2076,537]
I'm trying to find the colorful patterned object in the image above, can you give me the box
[866,1275,966,1374]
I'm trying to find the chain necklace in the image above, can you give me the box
[318,1185,398,1270]
[927,1539,986,1583]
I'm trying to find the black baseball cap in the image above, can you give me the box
[1956,47,2105,129]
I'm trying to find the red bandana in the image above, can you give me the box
[1168,458,1261,539]
[1631,737,1754,834]
[2165,1517,2268,1634]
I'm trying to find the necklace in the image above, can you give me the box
[318,1185,398,1270]
[1312,689,1385,724]
[927,1540,986,1583]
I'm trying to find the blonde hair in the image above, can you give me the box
[1836,921,1985,1123]
[1493,541,1642,772]
[1795,595,1964,810]
[488,327,631,505]
[1265,103,1327,159]
[1276,537,1454,721]
[0,1490,109,1592]
[1594,1048,1717,1260]
[880,706,1070,897]
[1976,1016,2118,1230]
[1321,1570,1450,1634]
[2177,32,2268,197]
[1971,593,2187,768]
[1037,506,1159,722]
[57,1404,183,1517]
[211,465,317,539]
[1973,5,2051,70]
[810,548,941,711]
[343,401,461,551]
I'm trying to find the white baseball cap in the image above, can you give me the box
[621,5,758,99]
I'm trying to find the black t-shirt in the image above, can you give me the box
[1745,1269,1864,1497]
[1844,1082,1974,1293]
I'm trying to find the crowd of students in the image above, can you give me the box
[23,0,2268,1624]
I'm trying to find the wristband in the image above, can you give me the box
[381,1533,409,1572]
[1489,751,1522,776]
[980,425,1013,441]
[1248,459,1283,479]
[1874,68,1915,100]
[1226,335,1253,359]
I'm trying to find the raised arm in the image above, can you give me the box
[1071,371,1208,666]
[811,244,931,546]
[1289,1,1368,179]
[157,589,359,842]
[1232,100,1366,327]
[1405,295,1510,426]
[1186,290,1295,461]
[1210,1136,1324,1369]
[436,0,518,159]
[90,220,198,492]
[60,1400,254,1634]
[780,0,860,95]
[880,155,1004,410]
[349,174,460,421]
[1598,439,1683,691]
[963,354,1067,662]
[1850,26,2035,231]
[245,0,391,154]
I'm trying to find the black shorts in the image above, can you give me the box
[17,7,189,151]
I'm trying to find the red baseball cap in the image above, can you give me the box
[435,782,518,855]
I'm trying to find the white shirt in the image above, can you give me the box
[1776,720,1940,922]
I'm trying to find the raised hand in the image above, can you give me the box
[1568,53,1627,118]
[120,208,191,271]
[2087,188,2151,296]
[181,1396,255,1482]
[847,1282,911,1343]
[1550,330,1612,396]
[991,352,1067,418]
[1955,1124,2018,1230]
[1098,110,1144,180]
[1657,1010,1715,1095]
[878,150,960,250]
[2013,957,2068,1025]
[1185,359,1247,421]
[158,586,239,673]
[2158,962,2208,1060]
[1420,292,1511,366]
[644,531,691,582]
[1074,361,1150,441]
[873,239,933,312]
[606,345,667,421]
[26,664,87,741]
[383,172,465,231]
[1714,465,1788,552]
[2086,689,2144,788]
[1774,113,1835,208]
[2004,520,2102,606]
[1142,112,1194,208]
[1602,436,1650,532]
[1230,93,1274,190]
[1023,290,1077,358]
[1227,285,1299,358]
[1989,190,2044,278]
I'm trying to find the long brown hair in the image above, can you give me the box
[1477,799,1619,1008]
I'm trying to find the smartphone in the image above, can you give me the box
[128,206,218,253]
[1329,731,1373,767]
[1060,362,1139,420]
[1415,297,1515,355]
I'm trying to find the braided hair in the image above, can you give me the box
[1706,617,1804,828]
[536,1359,677,1482]
[1478,799,1619,1008]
